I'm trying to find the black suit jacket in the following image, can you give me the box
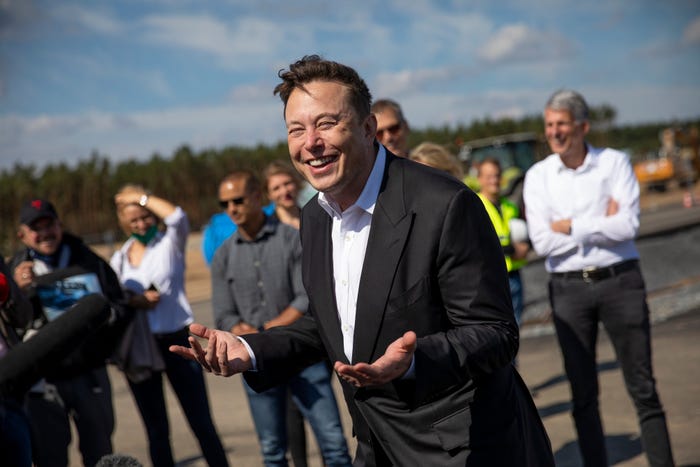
[244,153,554,466]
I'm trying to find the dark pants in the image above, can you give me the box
[287,390,308,467]
[28,367,114,467]
[549,263,674,467]
[127,328,229,467]
[0,397,33,467]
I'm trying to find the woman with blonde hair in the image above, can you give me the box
[409,142,464,180]
[262,160,304,229]
[110,185,228,467]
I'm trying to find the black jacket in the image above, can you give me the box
[9,232,129,379]
[243,153,554,466]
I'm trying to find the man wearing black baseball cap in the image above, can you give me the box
[9,198,126,467]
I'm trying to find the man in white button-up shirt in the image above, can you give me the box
[523,89,674,467]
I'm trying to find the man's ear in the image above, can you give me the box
[582,120,591,136]
[17,228,25,240]
[364,114,377,142]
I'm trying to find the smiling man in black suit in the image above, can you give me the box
[171,55,554,467]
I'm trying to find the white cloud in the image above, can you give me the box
[683,16,700,45]
[0,96,288,169]
[478,23,574,64]
[139,14,287,68]
[372,67,459,97]
[52,5,124,35]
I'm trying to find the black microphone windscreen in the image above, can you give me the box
[0,294,111,398]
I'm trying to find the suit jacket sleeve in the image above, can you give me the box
[242,313,327,391]
[412,187,518,403]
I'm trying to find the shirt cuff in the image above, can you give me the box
[400,355,416,380]
[236,336,258,372]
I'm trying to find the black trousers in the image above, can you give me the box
[28,367,113,467]
[549,263,674,467]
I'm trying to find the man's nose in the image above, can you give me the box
[304,128,322,150]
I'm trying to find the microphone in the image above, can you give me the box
[0,293,111,398]
[0,272,9,306]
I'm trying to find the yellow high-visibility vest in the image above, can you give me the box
[477,193,527,272]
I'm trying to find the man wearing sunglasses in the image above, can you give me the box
[200,175,275,266]
[371,98,411,157]
[209,170,352,467]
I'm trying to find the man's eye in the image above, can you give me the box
[288,127,304,137]
[318,120,335,129]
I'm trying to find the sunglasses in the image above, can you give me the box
[218,196,246,208]
[376,122,403,140]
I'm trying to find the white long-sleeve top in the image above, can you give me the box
[523,144,640,273]
[110,207,194,334]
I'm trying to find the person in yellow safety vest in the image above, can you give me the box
[477,157,530,326]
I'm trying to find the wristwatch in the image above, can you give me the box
[138,194,149,207]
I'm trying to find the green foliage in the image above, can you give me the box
[1,107,698,254]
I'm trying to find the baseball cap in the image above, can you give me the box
[19,199,59,226]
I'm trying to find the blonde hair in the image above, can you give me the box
[115,183,155,234]
[409,142,464,180]
[261,160,302,193]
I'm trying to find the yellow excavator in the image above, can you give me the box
[634,126,699,192]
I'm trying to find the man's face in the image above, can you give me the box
[18,217,63,256]
[285,80,377,210]
[477,161,501,199]
[375,108,409,157]
[219,178,262,229]
[266,173,298,210]
[544,108,589,160]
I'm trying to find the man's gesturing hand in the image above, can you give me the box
[334,331,417,388]
[169,323,252,377]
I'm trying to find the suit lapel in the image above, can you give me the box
[352,156,412,364]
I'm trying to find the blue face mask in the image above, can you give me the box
[131,224,158,245]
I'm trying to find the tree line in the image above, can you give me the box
[1,107,697,253]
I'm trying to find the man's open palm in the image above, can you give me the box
[334,331,417,387]
[169,323,252,377]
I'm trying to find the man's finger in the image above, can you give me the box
[401,331,417,352]
[169,344,196,361]
[216,335,231,376]
[205,333,220,374]
[188,323,211,339]
[188,336,212,372]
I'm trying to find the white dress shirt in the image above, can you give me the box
[110,207,194,334]
[523,145,641,273]
[317,146,386,361]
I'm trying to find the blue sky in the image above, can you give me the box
[1,0,699,170]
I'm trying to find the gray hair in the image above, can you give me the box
[544,89,589,123]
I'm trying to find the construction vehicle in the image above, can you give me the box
[634,127,699,192]
[457,132,546,214]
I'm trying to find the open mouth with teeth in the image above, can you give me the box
[307,155,338,168]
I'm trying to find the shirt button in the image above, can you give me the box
[258,281,263,287]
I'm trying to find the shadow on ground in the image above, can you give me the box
[553,433,641,467]
[529,360,619,401]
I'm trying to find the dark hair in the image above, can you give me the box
[220,169,261,195]
[477,157,502,177]
[273,55,372,119]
